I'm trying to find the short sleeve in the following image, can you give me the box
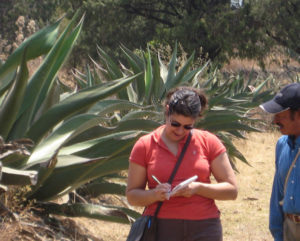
[129,137,147,167]
[206,132,226,162]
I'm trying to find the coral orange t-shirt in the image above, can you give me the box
[129,125,226,220]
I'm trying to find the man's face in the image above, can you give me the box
[273,109,300,136]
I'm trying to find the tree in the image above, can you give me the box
[119,0,300,65]
[119,0,231,61]
[263,0,300,57]
[0,0,61,42]
[2,0,300,67]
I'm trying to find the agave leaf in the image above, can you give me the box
[0,17,61,84]
[192,60,211,86]
[57,155,108,169]
[28,158,95,199]
[0,70,17,98]
[85,64,93,87]
[33,78,61,122]
[203,122,260,133]
[33,13,84,116]
[25,114,105,167]
[26,74,139,143]
[126,83,138,103]
[84,154,130,182]
[69,154,131,199]
[252,77,272,99]
[166,51,195,90]
[0,152,29,168]
[252,90,274,103]
[39,202,140,223]
[179,68,200,86]
[26,155,106,198]
[65,131,143,159]
[199,110,248,126]
[95,47,129,100]
[120,45,146,102]
[73,68,89,88]
[120,44,144,70]
[164,42,177,87]
[218,133,250,167]
[27,154,128,201]
[121,110,162,121]
[67,119,160,144]
[152,54,164,101]
[158,52,168,84]
[1,167,38,185]
[0,49,29,140]
[88,99,147,115]
[9,12,84,140]
[59,131,147,156]
[27,156,58,197]
[78,182,126,197]
[96,46,123,80]
[144,47,153,103]
[209,94,247,108]
[226,129,248,139]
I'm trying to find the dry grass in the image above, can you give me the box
[73,131,281,241]
[216,131,280,241]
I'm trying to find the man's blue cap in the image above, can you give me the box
[260,83,300,114]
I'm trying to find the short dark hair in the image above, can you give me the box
[164,86,207,118]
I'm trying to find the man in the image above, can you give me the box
[260,83,300,241]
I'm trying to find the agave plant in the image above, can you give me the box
[75,43,275,169]
[0,11,151,223]
[196,71,276,167]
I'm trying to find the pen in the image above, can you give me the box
[152,175,161,184]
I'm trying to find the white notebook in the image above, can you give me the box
[168,175,198,199]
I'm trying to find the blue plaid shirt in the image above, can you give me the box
[269,135,300,241]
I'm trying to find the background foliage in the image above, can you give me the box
[1,0,300,67]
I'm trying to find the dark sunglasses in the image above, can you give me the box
[170,120,194,130]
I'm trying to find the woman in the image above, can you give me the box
[126,86,238,241]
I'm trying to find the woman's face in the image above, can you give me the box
[165,113,196,142]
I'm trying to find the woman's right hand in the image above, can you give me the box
[127,163,172,206]
[152,183,171,201]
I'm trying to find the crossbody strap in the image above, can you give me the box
[153,131,192,218]
[279,147,300,206]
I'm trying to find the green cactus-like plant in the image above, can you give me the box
[0,11,147,224]
[76,43,275,167]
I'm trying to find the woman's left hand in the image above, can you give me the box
[171,182,200,198]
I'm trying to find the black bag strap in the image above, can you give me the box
[153,131,192,218]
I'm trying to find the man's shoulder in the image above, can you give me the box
[276,135,289,149]
[277,135,289,144]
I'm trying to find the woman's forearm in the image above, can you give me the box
[193,182,238,200]
[127,182,171,206]
[126,189,157,206]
